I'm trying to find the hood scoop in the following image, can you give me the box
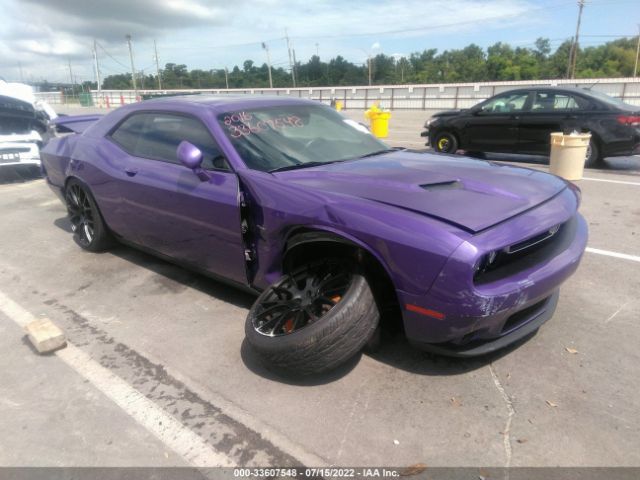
[420,180,463,191]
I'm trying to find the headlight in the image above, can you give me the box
[475,250,500,274]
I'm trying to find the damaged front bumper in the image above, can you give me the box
[398,187,588,357]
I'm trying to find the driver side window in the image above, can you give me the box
[480,92,530,114]
[110,113,231,171]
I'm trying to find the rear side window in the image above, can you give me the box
[531,92,591,111]
[109,113,230,170]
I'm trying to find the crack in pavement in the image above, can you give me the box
[489,364,515,469]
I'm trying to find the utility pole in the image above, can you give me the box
[634,24,640,78]
[262,42,273,88]
[292,48,298,85]
[125,34,138,93]
[154,39,162,90]
[368,56,372,86]
[92,40,101,92]
[567,0,585,79]
[224,67,229,89]
[285,29,296,87]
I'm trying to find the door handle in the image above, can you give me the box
[124,167,139,177]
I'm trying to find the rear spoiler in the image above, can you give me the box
[51,114,103,134]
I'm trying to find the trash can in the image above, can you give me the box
[549,132,591,181]
[365,104,391,138]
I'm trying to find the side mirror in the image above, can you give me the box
[177,141,210,181]
[177,140,203,169]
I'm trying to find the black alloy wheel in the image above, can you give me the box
[64,179,112,251]
[252,260,352,337]
[245,258,380,376]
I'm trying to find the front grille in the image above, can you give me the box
[474,215,577,285]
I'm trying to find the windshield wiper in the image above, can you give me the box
[269,149,394,173]
[358,148,395,159]
[269,160,340,173]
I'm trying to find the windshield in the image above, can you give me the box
[218,104,389,172]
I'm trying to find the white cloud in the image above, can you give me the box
[0,0,545,82]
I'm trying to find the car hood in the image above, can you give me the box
[275,151,567,233]
[432,109,464,118]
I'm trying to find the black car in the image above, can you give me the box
[422,86,640,167]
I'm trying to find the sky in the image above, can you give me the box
[0,0,638,84]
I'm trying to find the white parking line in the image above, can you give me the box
[0,290,234,467]
[582,177,640,186]
[586,247,640,263]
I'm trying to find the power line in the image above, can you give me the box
[96,41,131,70]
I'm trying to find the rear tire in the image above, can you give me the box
[65,179,112,252]
[245,259,380,376]
[584,138,602,168]
[432,132,458,154]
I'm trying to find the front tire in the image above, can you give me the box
[245,259,380,376]
[432,132,458,154]
[65,179,112,252]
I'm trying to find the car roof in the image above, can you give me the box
[137,94,317,113]
[500,85,600,96]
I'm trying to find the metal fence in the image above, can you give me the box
[34,77,640,110]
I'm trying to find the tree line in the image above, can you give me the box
[83,36,640,90]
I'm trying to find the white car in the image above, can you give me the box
[0,80,57,172]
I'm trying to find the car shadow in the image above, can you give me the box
[0,166,42,184]
[365,329,537,376]
[54,216,73,233]
[240,328,538,386]
[53,216,256,311]
[53,215,540,385]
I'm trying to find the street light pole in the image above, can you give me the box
[126,34,138,94]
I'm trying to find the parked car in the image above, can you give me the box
[41,96,587,375]
[0,80,57,176]
[422,86,640,167]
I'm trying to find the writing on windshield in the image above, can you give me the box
[223,111,304,138]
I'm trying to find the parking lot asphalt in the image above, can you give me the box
[0,106,639,468]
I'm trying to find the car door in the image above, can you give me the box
[462,91,532,152]
[517,90,592,154]
[107,111,247,285]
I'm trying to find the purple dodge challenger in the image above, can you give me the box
[42,96,588,375]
